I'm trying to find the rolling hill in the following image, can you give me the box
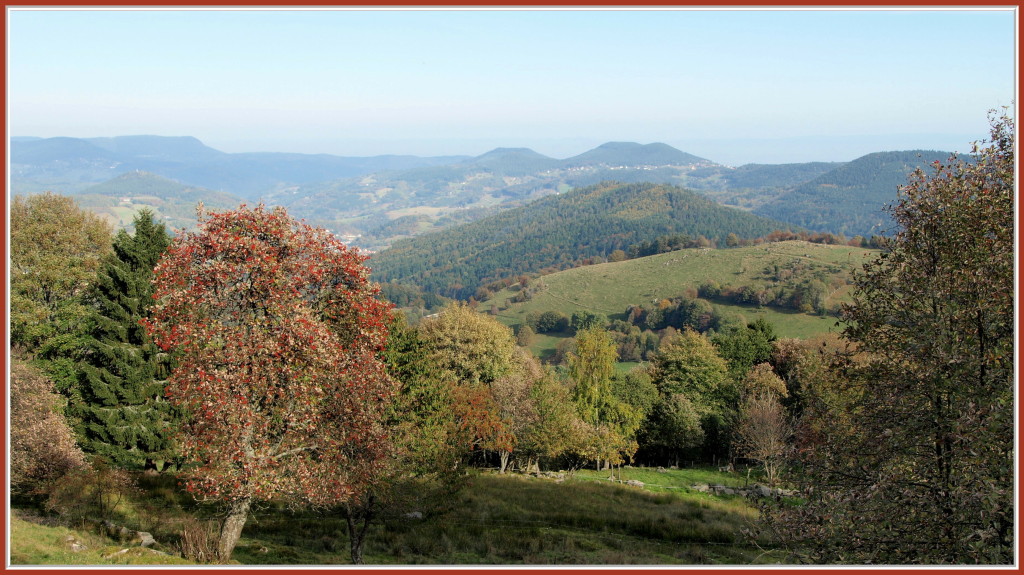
[753,150,951,237]
[477,239,877,361]
[368,181,799,299]
[71,171,244,231]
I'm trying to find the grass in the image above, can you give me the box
[11,466,783,566]
[485,240,876,360]
[234,467,779,565]
[9,511,194,566]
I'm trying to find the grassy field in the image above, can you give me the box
[10,466,781,566]
[483,240,875,360]
[9,511,194,566]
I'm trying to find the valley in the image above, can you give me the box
[9,120,1012,566]
[10,135,950,250]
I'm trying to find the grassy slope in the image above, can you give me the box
[484,240,875,358]
[9,513,194,566]
[11,467,776,566]
[234,468,776,565]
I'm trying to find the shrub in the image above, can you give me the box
[43,459,140,525]
[177,517,220,564]
[9,360,87,498]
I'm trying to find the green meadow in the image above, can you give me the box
[11,466,782,566]
[483,240,876,360]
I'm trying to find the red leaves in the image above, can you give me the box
[144,204,395,505]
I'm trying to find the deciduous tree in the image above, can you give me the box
[762,112,1015,564]
[734,363,791,485]
[567,327,638,468]
[10,360,88,498]
[651,329,734,461]
[490,348,545,472]
[144,205,395,562]
[10,192,111,355]
[516,374,586,472]
[418,302,517,386]
[416,303,517,457]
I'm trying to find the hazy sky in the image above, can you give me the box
[7,7,1017,165]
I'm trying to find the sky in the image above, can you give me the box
[6,7,1018,166]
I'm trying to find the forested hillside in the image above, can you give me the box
[72,171,243,231]
[369,181,798,299]
[754,150,951,236]
[14,135,952,251]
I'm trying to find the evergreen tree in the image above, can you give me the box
[71,209,177,469]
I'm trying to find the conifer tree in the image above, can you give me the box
[72,209,177,469]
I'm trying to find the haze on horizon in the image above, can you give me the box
[7,7,1017,166]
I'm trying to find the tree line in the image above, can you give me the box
[8,112,1014,565]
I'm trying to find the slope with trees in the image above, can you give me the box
[754,150,952,237]
[370,181,798,299]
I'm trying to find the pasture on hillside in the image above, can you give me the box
[483,240,876,361]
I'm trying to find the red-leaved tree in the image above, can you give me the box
[144,205,395,562]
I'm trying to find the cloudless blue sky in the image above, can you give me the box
[7,8,1017,165]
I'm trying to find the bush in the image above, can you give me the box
[43,460,140,525]
[10,360,87,498]
[177,517,220,564]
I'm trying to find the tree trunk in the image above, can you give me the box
[499,450,510,474]
[345,494,376,565]
[217,497,251,563]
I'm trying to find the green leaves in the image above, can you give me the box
[766,111,1015,564]
[10,193,112,352]
[70,209,175,469]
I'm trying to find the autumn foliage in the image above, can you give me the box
[10,360,88,497]
[144,205,395,560]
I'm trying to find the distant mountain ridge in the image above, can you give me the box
[563,142,709,167]
[9,135,469,197]
[11,134,955,248]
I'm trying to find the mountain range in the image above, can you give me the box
[10,135,953,245]
[10,135,467,198]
